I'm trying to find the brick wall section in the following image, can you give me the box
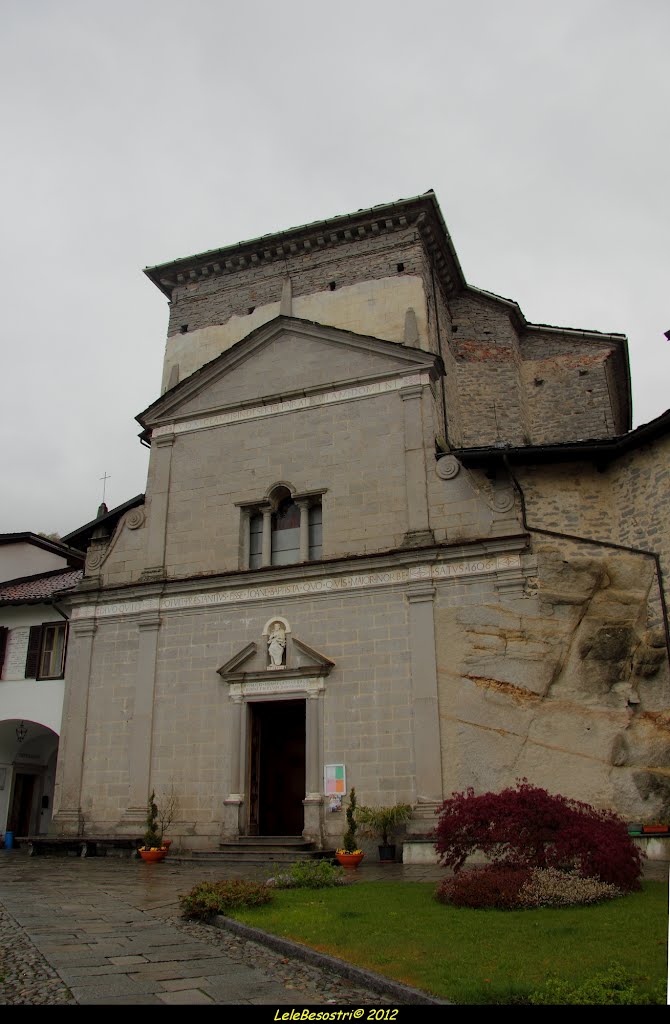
[604,353,627,435]
[436,294,622,447]
[161,224,626,451]
[167,228,426,337]
[447,293,527,446]
[515,462,617,540]
[416,247,444,355]
[610,434,670,607]
[515,451,669,628]
[520,331,617,442]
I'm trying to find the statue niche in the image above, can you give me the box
[267,621,287,669]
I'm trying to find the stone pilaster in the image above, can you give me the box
[406,583,443,804]
[122,612,161,825]
[142,432,175,580]
[303,692,323,844]
[51,618,96,833]
[400,384,433,546]
[240,508,251,569]
[262,508,272,567]
[297,500,310,562]
[223,697,245,838]
[280,275,293,315]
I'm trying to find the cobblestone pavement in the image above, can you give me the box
[0,854,444,1006]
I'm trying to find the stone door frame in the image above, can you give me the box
[222,677,325,845]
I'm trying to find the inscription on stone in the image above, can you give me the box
[76,553,522,620]
[241,679,311,696]
[153,373,430,439]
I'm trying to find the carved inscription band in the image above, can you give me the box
[152,373,431,439]
[72,554,522,620]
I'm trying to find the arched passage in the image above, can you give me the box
[0,719,59,838]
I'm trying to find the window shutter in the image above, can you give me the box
[0,627,7,677]
[25,625,43,678]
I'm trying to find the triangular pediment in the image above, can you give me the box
[217,634,334,683]
[138,316,440,428]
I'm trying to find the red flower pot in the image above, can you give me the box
[335,852,364,869]
[139,848,167,863]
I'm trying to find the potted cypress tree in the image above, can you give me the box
[335,788,364,868]
[138,791,168,862]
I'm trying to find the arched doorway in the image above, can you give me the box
[0,720,59,838]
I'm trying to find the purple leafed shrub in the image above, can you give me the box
[435,865,622,910]
[434,781,643,891]
[436,865,532,909]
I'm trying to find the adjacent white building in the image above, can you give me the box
[0,534,83,838]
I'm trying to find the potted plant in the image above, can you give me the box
[642,823,669,834]
[138,791,167,862]
[156,783,179,851]
[358,803,412,862]
[335,788,364,868]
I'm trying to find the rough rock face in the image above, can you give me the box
[438,542,670,821]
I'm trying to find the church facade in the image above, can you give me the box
[53,192,670,850]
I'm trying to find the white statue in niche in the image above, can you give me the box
[267,622,286,669]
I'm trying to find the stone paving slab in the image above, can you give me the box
[68,976,161,999]
[158,989,215,1004]
[81,994,164,1005]
[0,854,407,1005]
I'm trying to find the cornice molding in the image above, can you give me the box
[144,193,467,303]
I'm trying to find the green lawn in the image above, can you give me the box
[225,881,668,1004]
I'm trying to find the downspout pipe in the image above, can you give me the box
[502,454,670,670]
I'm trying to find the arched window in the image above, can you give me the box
[243,487,325,569]
[272,496,300,565]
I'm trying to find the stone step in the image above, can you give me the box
[411,801,442,819]
[223,835,312,847]
[218,845,316,856]
[406,802,441,838]
[187,848,336,863]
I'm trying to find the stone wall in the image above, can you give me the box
[166,227,425,336]
[610,433,670,581]
[437,538,670,820]
[481,449,670,820]
[162,274,431,392]
[157,215,627,450]
[62,588,416,843]
[75,617,138,824]
[520,331,619,442]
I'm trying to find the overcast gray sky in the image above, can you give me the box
[2,0,668,537]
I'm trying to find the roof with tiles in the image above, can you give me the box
[0,568,83,605]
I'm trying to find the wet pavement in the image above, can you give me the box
[0,852,446,1005]
[0,851,666,1005]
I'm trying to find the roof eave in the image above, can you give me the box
[143,191,468,302]
[451,409,670,467]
